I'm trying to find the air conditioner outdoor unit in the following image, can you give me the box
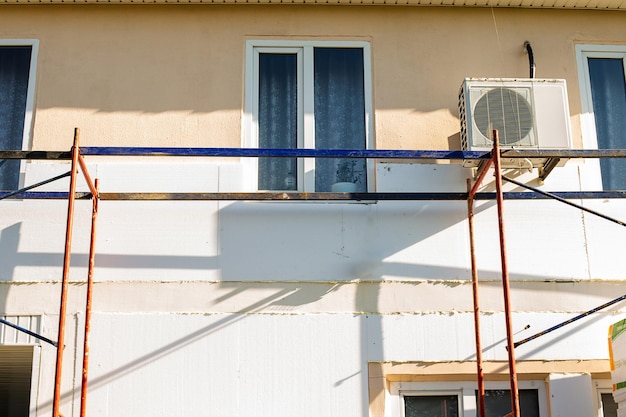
[459,78,572,168]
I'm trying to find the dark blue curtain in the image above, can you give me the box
[0,46,31,191]
[258,53,298,191]
[257,48,366,191]
[588,57,626,190]
[314,48,366,192]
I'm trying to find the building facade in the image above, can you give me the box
[1,3,626,417]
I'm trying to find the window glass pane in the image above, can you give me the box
[601,393,618,417]
[314,48,366,192]
[405,395,459,417]
[588,57,626,190]
[258,53,297,190]
[0,46,31,191]
[477,389,540,417]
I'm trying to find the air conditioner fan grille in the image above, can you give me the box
[473,87,534,145]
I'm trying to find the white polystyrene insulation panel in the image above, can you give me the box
[86,313,367,417]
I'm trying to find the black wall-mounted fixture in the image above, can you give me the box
[524,41,536,78]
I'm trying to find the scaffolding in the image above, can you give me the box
[2,127,626,417]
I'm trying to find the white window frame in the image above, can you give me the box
[242,39,374,192]
[0,39,39,189]
[388,380,548,417]
[575,44,626,189]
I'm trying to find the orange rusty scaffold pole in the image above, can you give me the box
[80,178,99,417]
[468,130,520,417]
[52,128,99,417]
[467,177,486,417]
[52,128,80,417]
[467,140,494,417]
[492,130,520,417]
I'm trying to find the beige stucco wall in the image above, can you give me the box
[0,5,625,150]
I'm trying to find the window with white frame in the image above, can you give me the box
[576,44,626,191]
[243,40,373,192]
[389,381,548,417]
[0,41,37,192]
